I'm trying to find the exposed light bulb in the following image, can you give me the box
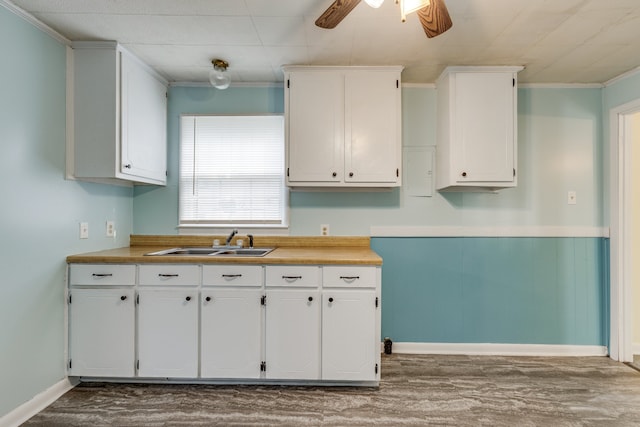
[209,59,231,90]
[209,70,230,90]
[365,0,384,8]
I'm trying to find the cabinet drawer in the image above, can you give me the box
[202,265,263,287]
[266,266,320,288]
[139,265,200,286]
[323,266,377,288]
[69,264,136,286]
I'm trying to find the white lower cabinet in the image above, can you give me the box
[69,287,135,377]
[321,289,378,381]
[137,288,199,378]
[201,288,263,379]
[68,262,380,384]
[265,289,321,380]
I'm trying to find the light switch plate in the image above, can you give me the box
[568,191,577,205]
[79,222,89,239]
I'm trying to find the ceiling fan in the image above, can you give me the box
[315,0,453,38]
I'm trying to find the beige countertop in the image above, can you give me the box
[66,235,383,266]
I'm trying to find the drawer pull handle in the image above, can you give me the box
[185,296,191,302]
[328,297,334,303]
[158,274,179,278]
[283,276,302,280]
[340,276,360,280]
[205,296,212,302]
[222,274,242,278]
[308,296,313,302]
[120,295,127,301]
[92,273,113,277]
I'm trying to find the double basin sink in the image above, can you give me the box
[145,247,274,257]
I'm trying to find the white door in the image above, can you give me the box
[137,289,198,378]
[287,71,344,183]
[200,289,263,378]
[322,290,378,381]
[454,72,515,183]
[345,71,401,184]
[120,51,167,184]
[265,289,321,379]
[69,288,135,377]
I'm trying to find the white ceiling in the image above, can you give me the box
[8,0,640,85]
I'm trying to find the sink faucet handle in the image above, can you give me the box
[225,229,239,246]
[247,234,254,248]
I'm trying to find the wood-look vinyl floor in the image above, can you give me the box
[23,354,640,426]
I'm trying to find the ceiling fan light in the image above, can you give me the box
[399,0,430,21]
[364,0,385,8]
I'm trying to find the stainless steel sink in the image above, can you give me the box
[212,248,274,257]
[145,247,274,257]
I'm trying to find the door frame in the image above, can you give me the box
[609,98,640,362]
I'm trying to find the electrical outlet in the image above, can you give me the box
[568,191,577,205]
[79,222,89,239]
[321,224,330,236]
[106,220,115,237]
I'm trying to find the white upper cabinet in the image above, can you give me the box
[284,66,403,188]
[72,41,168,186]
[435,66,523,192]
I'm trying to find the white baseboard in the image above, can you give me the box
[381,342,608,357]
[0,377,77,427]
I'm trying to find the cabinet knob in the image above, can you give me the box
[308,296,313,302]
[185,296,191,302]
[120,295,127,301]
[328,297,334,303]
[205,296,211,302]
[349,172,354,177]
[332,172,337,177]
[461,171,467,177]
[124,164,132,169]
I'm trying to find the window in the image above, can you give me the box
[179,115,287,228]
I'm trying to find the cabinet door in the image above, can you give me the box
[201,289,262,378]
[265,289,320,380]
[120,51,167,184]
[137,289,198,378]
[454,72,515,183]
[322,290,378,381]
[345,71,401,184]
[287,71,344,183]
[69,288,135,377]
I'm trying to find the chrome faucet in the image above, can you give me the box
[225,229,238,246]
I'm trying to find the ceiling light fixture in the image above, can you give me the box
[209,59,230,90]
[397,0,430,22]
[364,0,385,8]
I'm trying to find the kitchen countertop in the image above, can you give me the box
[66,235,383,266]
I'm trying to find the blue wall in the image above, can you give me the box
[372,237,608,345]
[0,5,132,418]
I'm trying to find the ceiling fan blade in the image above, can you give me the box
[315,0,362,29]
[417,0,453,38]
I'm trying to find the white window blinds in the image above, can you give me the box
[179,115,286,226]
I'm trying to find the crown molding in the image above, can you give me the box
[1,0,70,45]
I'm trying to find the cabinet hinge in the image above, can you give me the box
[396,168,399,178]
[136,360,139,370]
[68,294,72,304]
[136,294,140,305]
[513,78,515,87]
[375,297,379,308]
[513,168,516,177]
[375,363,379,374]
[69,359,72,369]
[261,295,266,306]
[260,361,266,372]
[287,167,289,177]
[396,79,399,89]
[287,79,290,89]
